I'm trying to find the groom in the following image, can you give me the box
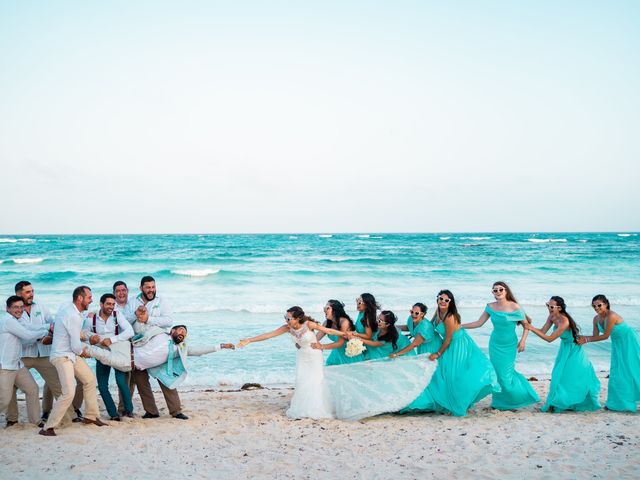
[83,325,234,394]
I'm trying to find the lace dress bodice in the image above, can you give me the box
[289,324,318,349]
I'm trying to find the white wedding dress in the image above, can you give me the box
[286,324,335,419]
[286,324,437,421]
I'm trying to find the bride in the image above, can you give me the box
[237,306,437,420]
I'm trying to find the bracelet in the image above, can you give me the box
[585,337,589,343]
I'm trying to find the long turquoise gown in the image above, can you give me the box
[407,316,443,355]
[486,304,539,409]
[597,320,640,412]
[365,328,414,360]
[402,321,499,416]
[325,317,364,365]
[355,312,372,360]
[541,326,601,412]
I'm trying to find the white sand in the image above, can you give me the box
[1,376,638,480]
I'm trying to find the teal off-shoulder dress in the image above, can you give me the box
[541,326,601,412]
[407,316,443,355]
[325,317,364,365]
[486,304,539,409]
[597,319,640,412]
[365,328,414,360]
[402,320,499,415]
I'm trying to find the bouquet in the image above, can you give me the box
[345,338,366,357]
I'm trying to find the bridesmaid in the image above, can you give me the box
[577,294,640,412]
[315,299,363,365]
[392,302,442,356]
[401,290,499,416]
[526,296,600,412]
[352,293,379,341]
[462,281,539,410]
[349,310,413,359]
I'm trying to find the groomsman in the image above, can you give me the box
[113,281,133,319]
[39,286,107,436]
[84,293,134,420]
[112,280,136,414]
[130,276,188,420]
[5,281,66,426]
[0,296,49,426]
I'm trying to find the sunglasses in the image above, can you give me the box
[492,287,505,294]
[409,310,423,316]
[283,314,292,322]
[545,303,561,310]
[376,318,387,323]
[592,303,605,309]
[437,296,451,303]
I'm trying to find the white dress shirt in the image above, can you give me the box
[115,298,136,323]
[0,312,49,370]
[19,300,54,358]
[132,293,174,330]
[82,310,133,343]
[133,333,177,370]
[50,303,86,363]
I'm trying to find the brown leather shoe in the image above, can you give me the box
[5,421,18,428]
[39,428,57,436]
[82,418,108,427]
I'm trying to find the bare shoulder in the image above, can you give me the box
[609,311,623,322]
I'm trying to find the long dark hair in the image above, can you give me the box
[591,294,610,310]
[549,296,580,344]
[325,299,354,331]
[433,289,461,324]
[360,293,379,333]
[287,306,315,324]
[377,310,399,351]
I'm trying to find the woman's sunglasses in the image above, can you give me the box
[492,287,505,294]
[545,303,561,310]
[437,296,451,303]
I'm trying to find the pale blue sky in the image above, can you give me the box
[1,1,638,233]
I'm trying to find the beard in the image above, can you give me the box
[143,291,156,302]
[171,333,185,344]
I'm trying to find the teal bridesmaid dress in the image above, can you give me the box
[407,316,443,355]
[325,316,365,365]
[541,326,601,412]
[365,328,415,360]
[597,320,640,412]
[402,321,499,415]
[486,305,539,409]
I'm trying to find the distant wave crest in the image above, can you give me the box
[0,238,36,243]
[527,238,567,243]
[12,257,44,264]
[171,268,221,277]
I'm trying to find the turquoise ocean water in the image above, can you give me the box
[1,233,638,388]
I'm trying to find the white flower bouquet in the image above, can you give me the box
[345,338,366,357]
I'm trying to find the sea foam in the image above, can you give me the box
[12,258,44,264]
[172,268,221,277]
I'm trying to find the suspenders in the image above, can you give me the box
[92,311,120,335]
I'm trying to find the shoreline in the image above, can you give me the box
[2,374,638,479]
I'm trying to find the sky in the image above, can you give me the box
[0,1,638,234]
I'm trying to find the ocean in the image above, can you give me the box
[1,232,638,388]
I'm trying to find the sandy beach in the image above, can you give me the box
[1,375,638,480]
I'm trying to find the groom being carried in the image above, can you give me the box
[82,325,234,393]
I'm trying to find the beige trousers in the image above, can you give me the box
[6,356,75,423]
[0,368,40,424]
[43,357,99,430]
